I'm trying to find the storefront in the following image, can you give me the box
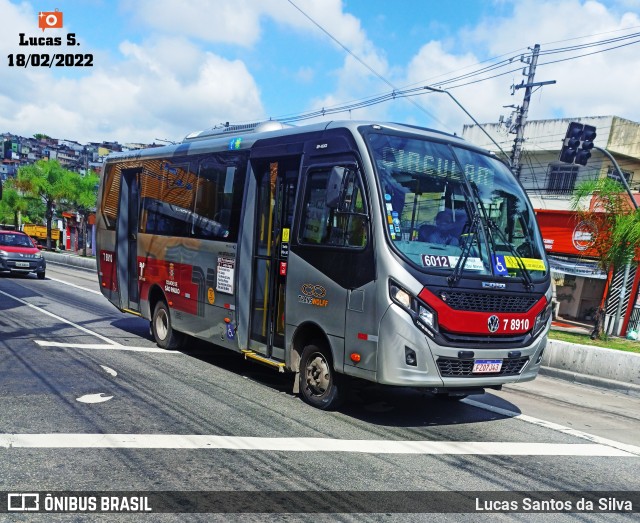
[536,209,640,335]
[536,210,606,321]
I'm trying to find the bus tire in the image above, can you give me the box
[299,342,343,410]
[152,300,184,350]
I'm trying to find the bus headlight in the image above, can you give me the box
[390,285,412,309]
[533,301,552,337]
[418,306,435,329]
[389,280,438,336]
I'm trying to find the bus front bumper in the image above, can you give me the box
[375,304,548,388]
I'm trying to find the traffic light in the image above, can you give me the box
[559,122,597,166]
[575,124,596,166]
[559,122,584,163]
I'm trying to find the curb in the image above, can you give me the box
[43,251,640,395]
[539,367,640,397]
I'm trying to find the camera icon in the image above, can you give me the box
[38,9,63,31]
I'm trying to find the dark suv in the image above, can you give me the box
[0,230,46,279]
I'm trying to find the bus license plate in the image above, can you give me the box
[472,359,502,373]
[15,262,30,267]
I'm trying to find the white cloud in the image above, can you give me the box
[390,0,640,135]
[0,0,264,143]
[1,0,639,145]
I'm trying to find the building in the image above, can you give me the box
[462,116,640,336]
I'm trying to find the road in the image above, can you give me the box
[0,265,638,520]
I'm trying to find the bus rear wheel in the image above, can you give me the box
[152,301,184,350]
[299,343,343,410]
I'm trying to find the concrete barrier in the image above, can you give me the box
[541,339,640,396]
[42,251,97,271]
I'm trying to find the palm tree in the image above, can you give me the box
[14,160,76,249]
[571,177,640,338]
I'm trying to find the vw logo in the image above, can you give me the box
[487,315,500,333]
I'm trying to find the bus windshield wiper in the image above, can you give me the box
[485,217,534,290]
[447,211,480,285]
[467,181,533,290]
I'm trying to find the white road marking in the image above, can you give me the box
[0,434,635,455]
[49,277,102,295]
[100,365,118,377]
[463,398,640,457]
[35,341,180,354]
[76,394,114,404]
[0,288,177,353]
[0,289,119,346]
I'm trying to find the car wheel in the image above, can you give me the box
[151,301,184,350]
[298,342,343,410]
[37,271,45,280]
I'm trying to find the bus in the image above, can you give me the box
[95,120,552,410]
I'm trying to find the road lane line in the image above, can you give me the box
[0,289,120,346]
[0,434,635,456]
[35,341,180,353]
[463,398,640,457]
[49,277,102,295]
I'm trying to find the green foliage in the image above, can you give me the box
[69,171,100,211]
[0,179,28,226]
[15,159,78,248]
[548,329,640,354]
[15,159,76,207]
[571,177,640,272]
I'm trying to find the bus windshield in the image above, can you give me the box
[365,131,548,282]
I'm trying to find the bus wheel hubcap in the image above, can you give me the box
[305,354,330,395]
[155,310,168,340]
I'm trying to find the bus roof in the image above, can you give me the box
[103,120,481,164]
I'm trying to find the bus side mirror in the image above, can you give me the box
[326,166,346,209]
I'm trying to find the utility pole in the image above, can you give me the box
[509,44,555,178]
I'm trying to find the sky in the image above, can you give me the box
[1,0,639,146]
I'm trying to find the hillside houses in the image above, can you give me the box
[0,133,159,180]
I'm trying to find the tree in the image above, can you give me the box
[571,177,640,338]
[67,170,100,256]
[14,159,76,249]
[0,179,28,228]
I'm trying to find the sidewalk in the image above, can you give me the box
[42,251,640,397]
[551,317,593,336]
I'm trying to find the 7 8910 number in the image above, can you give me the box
[503,318,530,331]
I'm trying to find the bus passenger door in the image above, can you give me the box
[115,167,142,312]
[248,159,298,359]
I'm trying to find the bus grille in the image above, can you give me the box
[436,357,529,377]
[438,292,537,313]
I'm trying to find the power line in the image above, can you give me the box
[285,0,445,127]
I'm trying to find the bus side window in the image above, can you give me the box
[300,168,368,248]
[100,164,121,230]
[195,155,247,242]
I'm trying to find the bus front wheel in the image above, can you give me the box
[152,301,184,350]
[299,343,343,410]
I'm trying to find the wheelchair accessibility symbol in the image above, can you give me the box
[493,255,509,276]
